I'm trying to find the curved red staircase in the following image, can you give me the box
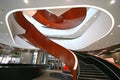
[33,8,86,30]
[13,11,78,80]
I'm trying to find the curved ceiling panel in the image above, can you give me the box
[50,8,113,50]
[1,0,119,51]
[23,8,98,39]
[21,6,113,51]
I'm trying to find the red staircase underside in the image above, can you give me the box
[33,8,86,30]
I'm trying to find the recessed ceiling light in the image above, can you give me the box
[0,21,3,24]
[24,0,29,4]
[110,0,116,4]
[118,25,120,27]
[66,0,72,1]
[110,33,113,35]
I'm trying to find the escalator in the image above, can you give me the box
[75,52,120,80]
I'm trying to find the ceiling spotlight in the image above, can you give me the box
[110,33,113,35]
[110,0,115,4]
[0,21,3,24]
[66,0,72,1]
[24,0,29,4]
[118,25,120,27]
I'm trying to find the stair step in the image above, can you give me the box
[78,76,110,80]
[79,74,110,79]
[80,67,100,70]
[80,65,97,68]
[80,69,101,72]
[80,72,105,75]
[80,66,96,69]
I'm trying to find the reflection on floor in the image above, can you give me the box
[33,70,73,80]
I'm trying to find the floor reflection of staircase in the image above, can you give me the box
[78,61,111,80]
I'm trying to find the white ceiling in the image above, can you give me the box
[0,0,120,51]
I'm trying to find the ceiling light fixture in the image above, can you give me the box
[66,0,72,2]
[118,25,120,27]
[24,0,29,4]
[110,33,113,35]
[0,21,3,24]
[110,0,116,4]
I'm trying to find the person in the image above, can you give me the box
[8,60,13,64]
[51,62,54,70]
[63,64,69,71]
[8,60,15,64]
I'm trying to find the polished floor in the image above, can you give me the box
[33,70,72,80]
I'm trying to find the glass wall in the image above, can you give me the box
[0,54,21,64]
[39,50,63,70]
